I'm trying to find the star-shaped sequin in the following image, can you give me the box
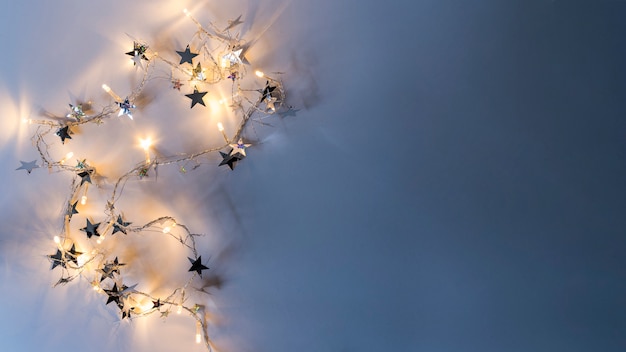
[176,45,199,65]
[185,87,208,108]
[80,219,101,238]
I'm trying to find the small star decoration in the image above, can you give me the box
[100,257,125,282]
[176,45,198,65]
[126,42,148,63]
[56,126,72,144]
[77,170,92,185]
[67,104,85,120]
[218,151,241,170]
[192,63,205,81]
[117,98,135,119]
[188,256,209,277]
[185,86,208,108]
[172,78,184,91]
[229,139,251,157]
[81,219,101,238]
[112,215,132,235]
[66,201,79,219]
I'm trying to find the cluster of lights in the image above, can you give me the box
[16,7,296,351]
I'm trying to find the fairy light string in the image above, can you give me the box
[18,8,294,351]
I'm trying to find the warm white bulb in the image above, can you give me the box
[65,152,74,160]
[162,226,171,234]
[255,70,265,78]
[177,305,183,314]
[183,8,189,16]
[139,137,152,150]
[53,236,60,244]
[196,321,202,343]
[217,122,224,131]
[81,196,87,205]
[102,84,111,92]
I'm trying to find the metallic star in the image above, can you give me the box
[138,167,149,179]
[66,244,82,266]
[104,283,122,305]
[229,139,251,157]
[218,151,241,170]
[132,53,145,70]
[125,42,148,62]
[66,104,85,120]
[176,45,199,65]
[117,98,135,119]
[56,126,72,144]
[48,249,66,270]
[185,87,208,108]
[261,81,277,100]
[221,48,243,67]
[100,257,125,282]
[80,219,101,238]
[66,201,79,219]
[77,170,92,185]
[172,79,184,91]
[112,215,131,235]
[192,62,206,81]
[152,299,162,309]
[16,160,39,174]
[188,256,209,277]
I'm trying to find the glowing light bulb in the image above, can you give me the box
[102,84,111,93]
[163,226,171,234]
[53,236,60,244]
[177,305,183,314]
[139,137,152,164]
[81,196,87,205]
[140,137,152,150]
[195,321,202,344]
[60,152,74,164]
[77,254,87,266]
[217,122,224,131]
[255,70,265,78]
[183,8,189,16]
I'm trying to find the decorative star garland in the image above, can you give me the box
[17,8,297,351]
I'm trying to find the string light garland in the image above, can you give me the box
[16,8,297,351]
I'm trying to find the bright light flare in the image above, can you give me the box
[255,70,265,78]
[139,137,152,150]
